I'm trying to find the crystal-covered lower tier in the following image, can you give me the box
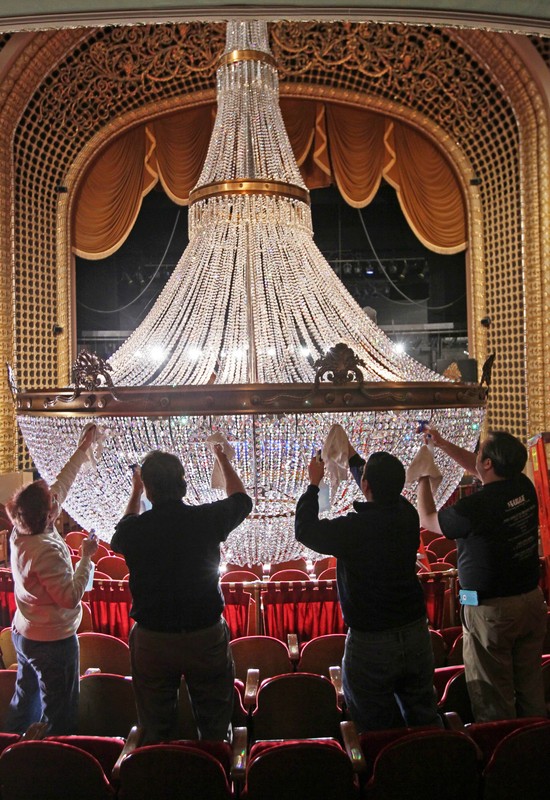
[18,408,483,564]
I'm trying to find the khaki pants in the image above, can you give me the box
[462,586,547,721]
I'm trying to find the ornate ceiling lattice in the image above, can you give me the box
[528,34,550,65]
[273,22,495,136]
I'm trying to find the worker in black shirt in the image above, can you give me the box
[416,428,547,721]
[296,441,440,731]
[112,445,252,743]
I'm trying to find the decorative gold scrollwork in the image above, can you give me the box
[45,348,119,407]
[314,342,366,386]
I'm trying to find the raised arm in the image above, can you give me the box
[213,444,247,497]
[427,428,477,476]
[123,467,144,516]
[416,476,443,535]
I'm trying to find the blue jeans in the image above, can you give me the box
[342,617,441,731]
[4,631,80,734]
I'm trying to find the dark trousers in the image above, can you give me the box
[342,616,441,732]
[129,618,235,744]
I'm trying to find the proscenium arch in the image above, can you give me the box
[65,93,478,335]
[2,20,548,472]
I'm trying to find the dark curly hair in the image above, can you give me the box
[480,430,527,478]
[6,479,52,536]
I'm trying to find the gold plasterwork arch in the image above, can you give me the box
[0,21,548,472]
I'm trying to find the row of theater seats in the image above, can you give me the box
[419,529,459,570]
[0,707,549,798]
[0,623,548,796]
[1,626,547,724]
[0,626,463,685]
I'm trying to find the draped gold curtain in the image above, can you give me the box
[73,100,466,259]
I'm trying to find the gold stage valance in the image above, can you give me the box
[73,100,466,259]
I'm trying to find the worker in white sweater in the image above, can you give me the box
[4,425,98,734]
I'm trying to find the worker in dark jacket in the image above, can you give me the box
[295,442,440,731]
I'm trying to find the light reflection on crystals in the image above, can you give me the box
[18,408,483,563]
[107,23,445,390]
[19,22,486,566]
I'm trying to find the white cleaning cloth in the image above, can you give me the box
[77,423,107,470]
[206,432,236,489]
[405,444,443,493]
[321,424,352,502]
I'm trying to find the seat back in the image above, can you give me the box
[65,531,88,550]
[296,634,346,677]
[245,739,357,800]
[317,566,337,580]
[437,667,473,722]
[230,636,293,684]
[0,670,16,730]
[446,632,464,665]
[420,528,442,548]
[444,548,458,566]
[482,720,550,800]
[464,716,550,766]
[78,602,94,634]
[427,536,456,559]
[45,735,125,777]
[366,730,480,800]
[269,569,311,582]
[220,570,260,583]
[78,632,131,676]
[429,629,448,668]
[95,556,129,580]
[0,739,114,800]
[222,562,263,578]
[91,544,111,564]
[117,744,231,800]
[0,629,16,670]
[78,673,137,736]
[426,561,455,572]
[433,665,464,701]
[251,672,342,741]
[313,557,336,577]
[269,559,309,575]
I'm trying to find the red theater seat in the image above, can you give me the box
[481,720,550,800]
[117,742,233,800]
[78,674,137,737]
[296,634,346,677]
[362,729,480,799]
[230,635,294,686]
[221,570,260,583]
[243,738,358,800]
[251,672,342,742]
[269,569,311,582]
[96,556,129,581]
[0,739,115,800]
[78,632,131,676]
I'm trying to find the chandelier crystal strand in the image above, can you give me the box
[16,20,485,562]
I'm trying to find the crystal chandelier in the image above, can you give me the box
[15,21,485,564]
